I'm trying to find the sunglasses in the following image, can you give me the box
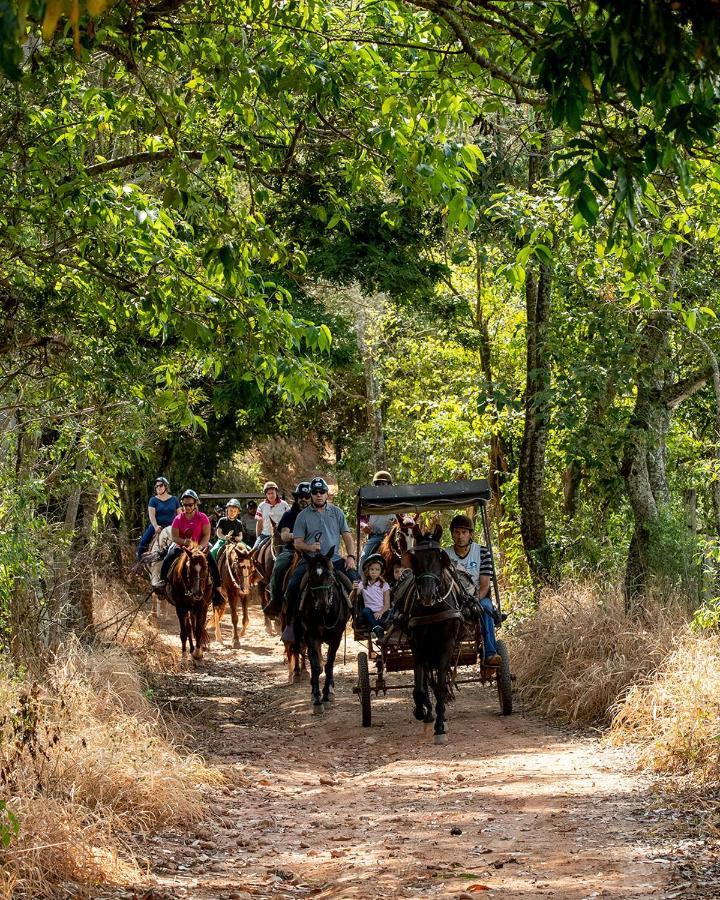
[311,489,327,495]
[155,482,166,487]
[182,502,195,508]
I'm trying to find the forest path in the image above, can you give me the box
[106,598,675,900]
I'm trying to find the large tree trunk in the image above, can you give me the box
[355,295,387,470]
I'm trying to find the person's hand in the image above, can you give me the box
[346,554,356,566]
[310,541,322,552]
[352,580,360,590]
[154,525,161,533]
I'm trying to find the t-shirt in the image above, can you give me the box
[171,510,210,544]
[368,513,395,536]
[148,495,181,527]
[361,580,390,613]
[255,498,291,536]
[241,512,258,537]
[277,507,300,549]
[445,542,493,595]
[294,504,350,562]
[216,516,244,539]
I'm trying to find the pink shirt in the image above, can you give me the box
[172,510,210,543]
[361,580,390,614]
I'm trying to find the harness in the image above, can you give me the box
[405,539,464,629]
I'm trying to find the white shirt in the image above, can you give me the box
[255,499,290,535]
[445,542,492,592]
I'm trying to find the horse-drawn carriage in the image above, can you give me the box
[352,478,513,734]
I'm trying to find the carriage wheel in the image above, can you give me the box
[496,639,513,716]
[357,651,372,727]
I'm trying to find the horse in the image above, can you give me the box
[403,524,463,744]
[295,548,351,713]
[131,526,173,620]
[379,514,418,577]
[166,542,213,661]
[214,541,252,647]
[250,534,280,635]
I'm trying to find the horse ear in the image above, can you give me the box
[411,522,423,540]
[431,523,443,542]
[395,513,405,526]
[326,546,335,560]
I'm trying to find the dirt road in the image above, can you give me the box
[113,602,673,899]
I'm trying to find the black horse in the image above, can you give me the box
[295,547,351,714]
[405,524,463,744]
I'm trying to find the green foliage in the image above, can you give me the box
[0,799,19,848]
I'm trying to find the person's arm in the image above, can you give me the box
[294,515,320,553]
[201,521,211,549]
[216,521,228,539]
[381,587,391,614]
[171,526,186,547]
[148,500,160,531]
[255,511,263,537]
[477,574,490,599]
[342,530,356,566]
[280,527,293,542]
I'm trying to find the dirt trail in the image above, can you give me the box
[108,600,673,900]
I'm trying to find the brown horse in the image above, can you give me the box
[214,542,252,647]
[379,514,417,576]
[166,542,212,661]
[250,537,279,635]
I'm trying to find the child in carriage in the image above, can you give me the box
[352,553,391,640]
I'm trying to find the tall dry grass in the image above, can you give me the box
[512,581,720,781]
[0,583,223,899]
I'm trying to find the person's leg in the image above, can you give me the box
[137,524,156,560]
[210,539,225,560]
[269,549,293,596]
[283,560,308,640]
[206,552,224,606]
[360,607,378,630]
[479,597,500,661]
[333,557,358,583]
[159,546,181,583]
[359,533,382,569]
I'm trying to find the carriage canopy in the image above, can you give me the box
[357,479,491,517]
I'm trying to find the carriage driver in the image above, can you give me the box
[358,470,396,569]
[282,477,359,642]
[445,514,502,668]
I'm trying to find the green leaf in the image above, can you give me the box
[575,184,600,226]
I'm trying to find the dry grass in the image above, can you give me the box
[0,584,223,898]
[510,582,677,727]
[610,632,720,780]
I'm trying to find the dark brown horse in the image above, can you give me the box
[250,536,279,634]
[166,542,213,661]
[379,514,417,576]
[214,542,252,647]
[403,524,463,744]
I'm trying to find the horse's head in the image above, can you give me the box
[181,542,209,599]
[408,525,451,606]
[304,547,336,613]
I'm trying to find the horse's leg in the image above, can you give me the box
[228,587,241,648]
[322,635,339,704]
[177,605,187,655]
[307,638,323,712]
[413,657,432,722]
[434,658,451,744]
[285,642,295,683]
[240,591,249,636]
[192,606,204,661]
[214,593,227,645]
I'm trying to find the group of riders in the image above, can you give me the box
[136,471,502,668]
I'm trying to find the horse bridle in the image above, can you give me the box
[410,540,456,605]
[180,546,207,599]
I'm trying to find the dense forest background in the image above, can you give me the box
[4,0,720,644]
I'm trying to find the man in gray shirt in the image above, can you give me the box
[282,477,358,641]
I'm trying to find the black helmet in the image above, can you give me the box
[293,481,312,498]
[450,514,474,531]
[362,553,385,572]
[180,489,199,502]
[310,477,329,494]
[246,499,257,510]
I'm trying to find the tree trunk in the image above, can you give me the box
[355,296,387,470]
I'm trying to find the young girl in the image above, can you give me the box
[353,554,391,639]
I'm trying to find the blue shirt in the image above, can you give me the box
[294,504,350,562]
[149,495,181,527]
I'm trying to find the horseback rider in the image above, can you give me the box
[211,498,247,560]
[358,470,396,569]
[156,489,224,605]
[267,481,311,613]
[137,476,180,560]
[253,481,290,549]
[445,514,501,667]
[283,477,358,642]
[241,500,258,542]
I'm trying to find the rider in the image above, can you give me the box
[283,477,358,641]
[253,481,290,549]
[267,481,311,612]
[211,498,247,560]
[353,553,391,640]
[358,470,396,569]
[241,500,259,542]
[445,514,501,668]
[156,490,223,605]
[137,476,180,560]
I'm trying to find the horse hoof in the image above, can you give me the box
[434,733,448,745]
[192,650,203,661]
[312,703,324,715]
[322,699,332,708]
[232,639,241,649]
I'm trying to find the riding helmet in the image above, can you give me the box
[262,481,279,494]
[293,481,312,498]
[309,477,329,493]
[362,553,385,572]
[449,514,474,531]
[372,470,393,485]
[225,498,242,509]
[181,489,199,502]
[154,476,170,488]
